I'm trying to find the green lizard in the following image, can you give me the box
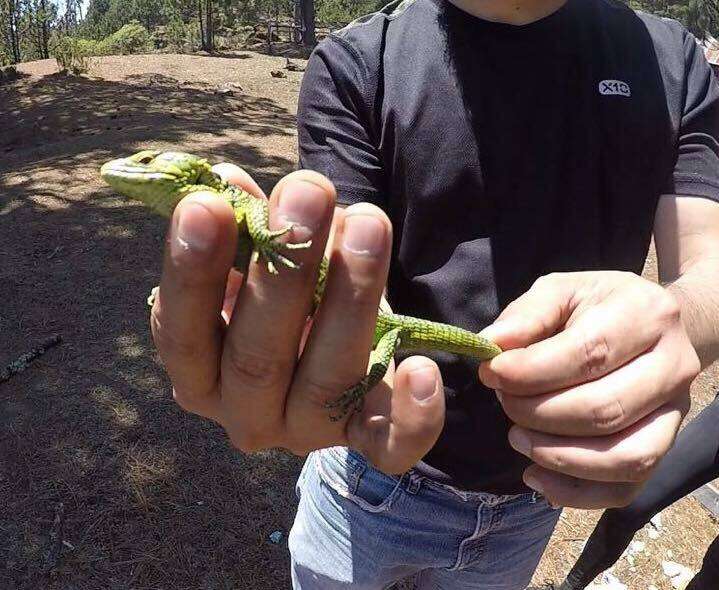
[100,150,502,419]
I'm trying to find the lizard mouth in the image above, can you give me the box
[100,158,175,184]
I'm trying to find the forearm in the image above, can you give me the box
[666,258,719,369]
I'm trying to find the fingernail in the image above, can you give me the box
[478,319,509,340]
[408,366,437,402]
[343,215,386,256]
[173,202,217,257]
[479,318,522,346]
[523,474,544,495]
[508,428,532,457]
[278,180,328,240]
[478,365,500,390]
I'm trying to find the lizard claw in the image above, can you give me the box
[252,244,302,275]
[250,224,310,273]
[284,239,312,250]
[266,223,312,250]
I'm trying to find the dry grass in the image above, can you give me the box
[1,52,717,590]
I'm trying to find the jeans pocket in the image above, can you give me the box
[316,447,405,513]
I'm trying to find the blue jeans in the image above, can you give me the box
[289,447,561,589]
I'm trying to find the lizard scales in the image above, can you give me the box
[101,150,502,419]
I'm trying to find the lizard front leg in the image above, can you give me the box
[325,327,404,421]
[244,195,312,274]
[145,194,315,306]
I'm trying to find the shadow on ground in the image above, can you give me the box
[0,68,302,589]
[197,51,256,60]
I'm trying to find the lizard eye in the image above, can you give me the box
[138,155,154,164]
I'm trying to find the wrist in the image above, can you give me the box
[663,280,713,370]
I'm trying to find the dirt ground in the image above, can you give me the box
[1,52,718,590]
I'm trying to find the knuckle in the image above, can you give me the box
[300,373,353,408]
[579,331,610,378]
[589,397,626,432]
[540,449,568,472]
[522,315,555,345]
[532,273,560,290]
[622,450,659,483]
[224,344,289,392]
[657,291,682,324]
[666,343,700,395]
[617,270,636,283]
[151,311,205,361]
[681,348,701,383]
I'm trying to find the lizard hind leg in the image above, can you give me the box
[325,327,404,422]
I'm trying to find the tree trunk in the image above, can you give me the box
[34,1,43,59]
[299,0,315,48]
[293,0,302,44]
[198,0,206,50]
[8,0,21,63]
[205,0,214,52]
[40,0,49,59]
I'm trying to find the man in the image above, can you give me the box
[149,0,719,587]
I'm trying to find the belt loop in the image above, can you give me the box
[348,459,367,495]
[405,471,422,495]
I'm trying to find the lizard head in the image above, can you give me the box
[100,150,226,216]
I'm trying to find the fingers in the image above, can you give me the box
[211,163,264,324]
[478,273,578,349]
[519,395,688,508]
[347,356,445,475]
[218,171,336,450]
[523,465,642,509]
[157,162,444,470]
[220,269,244,324]
[509,400,686,484]
[479,274,683,396]
[212,162,266,198]
[476,271,700,509]
[497,334,694,436]
[152,192,238,419]
[285,202,393,450]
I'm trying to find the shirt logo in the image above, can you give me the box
[599,80,631,97]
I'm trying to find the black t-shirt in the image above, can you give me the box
[297,0,719,493]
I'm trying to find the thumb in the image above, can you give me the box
[478,274,579,351]
[347,356,445,475]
